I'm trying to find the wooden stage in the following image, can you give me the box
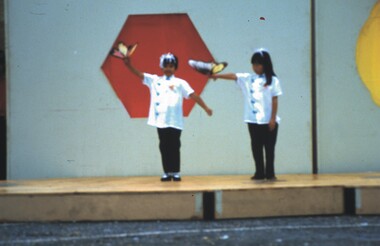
[1,173,380,222]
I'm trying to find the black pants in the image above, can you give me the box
[157,127,182,173]
[248,123,278,179]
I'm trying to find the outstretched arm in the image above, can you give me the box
[123,57,144,79]
[189,93,212,116]
[210,73,237,81]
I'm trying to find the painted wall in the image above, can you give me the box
[316,0,380,173]
[7,0,368,179]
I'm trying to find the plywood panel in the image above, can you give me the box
[217,187,343,219]
[355,188,380,215]
[0,192,203,221]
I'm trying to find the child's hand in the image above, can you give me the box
[123,57,131,66]
[269,119,276,131]
[209,74,217,81]
[205,107,213,116]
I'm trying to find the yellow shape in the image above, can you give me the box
[356,0,380,107]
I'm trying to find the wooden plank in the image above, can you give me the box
[0,192,203,221]
[1,173,380,195]
[216,187,344,219]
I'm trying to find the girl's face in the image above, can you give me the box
[162,63,176,77]
[252,63,264,75]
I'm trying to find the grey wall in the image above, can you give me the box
[5,0,379,179]
[316,0,380,173]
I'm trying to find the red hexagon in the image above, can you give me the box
[101,14,214,118]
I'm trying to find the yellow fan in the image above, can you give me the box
[109,42,138,59]
[356,1,380,107]
[118,42,128,57]
[188,59,228,75]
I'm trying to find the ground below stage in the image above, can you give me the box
[1,216,380,245]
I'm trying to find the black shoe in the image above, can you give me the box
[251,174,265,180]
[266,176,277,182]
[251,174,265,183]
[160,174,172,182]
[172,174,182,182]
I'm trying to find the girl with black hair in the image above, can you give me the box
[124,53,213,182]
[211,49,282,181]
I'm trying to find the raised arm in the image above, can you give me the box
[210,73,237,81]
[189,93,212,116]
[123,57,144,79]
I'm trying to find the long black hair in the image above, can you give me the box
[251,49,276,86]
